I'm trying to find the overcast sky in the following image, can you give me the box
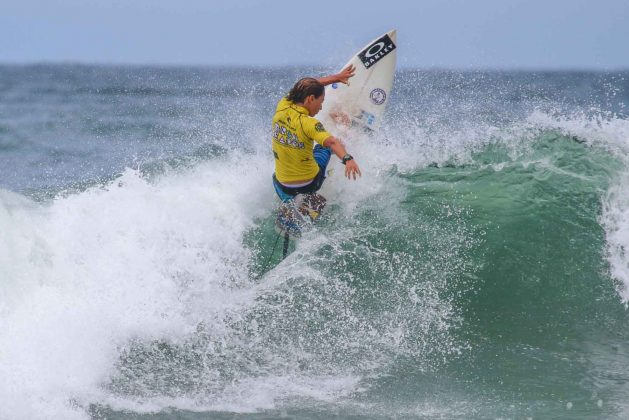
[2,0,628,69]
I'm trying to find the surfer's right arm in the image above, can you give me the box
[317,65,356,86]
[322,136,362,180]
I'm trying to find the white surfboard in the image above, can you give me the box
[320,29,397,134]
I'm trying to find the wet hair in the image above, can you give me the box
[287,77,324,103]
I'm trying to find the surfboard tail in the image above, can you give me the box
[275,193,327,238]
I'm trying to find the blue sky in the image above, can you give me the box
[2,0,628,69]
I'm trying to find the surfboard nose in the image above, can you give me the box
[389,29,397,42]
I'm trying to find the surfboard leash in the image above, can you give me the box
[282,232,290,260]
[257,231,283,279]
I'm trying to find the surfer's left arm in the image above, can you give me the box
[317,65,356,86]
[323,136,362,180]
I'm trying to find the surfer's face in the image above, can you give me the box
[304,93,325,116]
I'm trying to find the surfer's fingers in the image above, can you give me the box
[339,65,356,84]
[345,165,360,180]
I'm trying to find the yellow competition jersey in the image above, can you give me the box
[272,97,332,183]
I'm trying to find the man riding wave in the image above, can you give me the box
[272,65,362,203]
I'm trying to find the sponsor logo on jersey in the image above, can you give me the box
[273,123,305,149]
[358,34,396,68]
[370,88,387,105]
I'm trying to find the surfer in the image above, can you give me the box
[271,65,362,203]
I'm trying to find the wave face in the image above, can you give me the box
[2,65,629,419]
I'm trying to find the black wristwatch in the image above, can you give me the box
[342,154,353,165]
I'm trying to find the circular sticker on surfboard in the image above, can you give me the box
[370,88,386,105]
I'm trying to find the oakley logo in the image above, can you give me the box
[358,34,396,68]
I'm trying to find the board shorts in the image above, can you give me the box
[273,145,332,202]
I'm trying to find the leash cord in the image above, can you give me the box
[257,231,282,278]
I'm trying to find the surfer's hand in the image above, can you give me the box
[336,65,356,85]
[317,65,356,87]
[345,160,361,180]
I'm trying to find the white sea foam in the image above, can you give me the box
[0,152,277,419]
[602,171,629,304]
[99,374,361,415]
[1,137,426,419]
[0,127,467,418]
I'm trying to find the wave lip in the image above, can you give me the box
[602,172,629,303]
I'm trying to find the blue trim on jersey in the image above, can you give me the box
[313,144,332,169]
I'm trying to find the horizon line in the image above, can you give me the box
[1,60,628,73]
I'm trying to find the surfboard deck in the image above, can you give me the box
[320,29,397,135]
[273,31,397,259]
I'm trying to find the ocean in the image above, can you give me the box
[1,64,629,419]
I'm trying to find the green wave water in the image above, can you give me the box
[234,130,629,419]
